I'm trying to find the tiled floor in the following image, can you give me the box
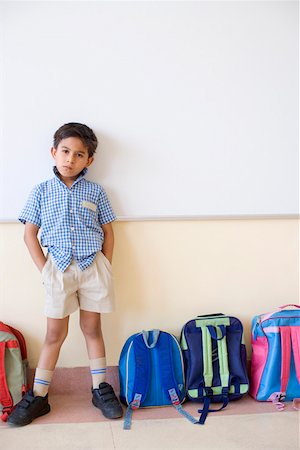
[1,367,299,450]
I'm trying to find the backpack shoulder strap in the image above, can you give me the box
[269,325,299,412]
[131,333,151,403]
[0,342,13,421]
[197,324,230,424]
[156,332,180,396]
[123,333,151,430]
[279,326,291,394]
[290,326,300,384]
[7,325,27,361]
[268,326,293,411]
[156,332,198,425]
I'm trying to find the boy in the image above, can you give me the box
[8,123,123,426]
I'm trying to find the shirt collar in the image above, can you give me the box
[53,166,88,187]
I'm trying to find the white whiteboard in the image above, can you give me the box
[0,1,298,221]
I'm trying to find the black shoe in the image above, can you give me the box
[7,389,50,426]
[92,382,123,419]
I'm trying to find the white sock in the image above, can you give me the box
[33,368,53,397]
[90,357,107,389]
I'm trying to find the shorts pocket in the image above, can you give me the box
[41,255,51,279]
[100,252,112,271]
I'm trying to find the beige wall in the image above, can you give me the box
[0,219,299,368]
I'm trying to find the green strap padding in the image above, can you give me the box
[195,317,230,328]
[201,327,213,387]
[181,331,188,351]
[0,332,16,343]
[201,324,230,389]
[217,329,229,388]
[241,331,245,345]
[188,384,249,398]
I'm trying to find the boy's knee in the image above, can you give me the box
[80,321,102,339]
[45,328,68,345]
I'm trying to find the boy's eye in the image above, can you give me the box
[77,154,83,158]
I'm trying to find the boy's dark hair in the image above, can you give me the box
[53,123,98,157]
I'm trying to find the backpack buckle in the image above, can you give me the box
[131,393,142,410]
[1,406,12,422]
[168,388,180,406]
[204,387,213,397]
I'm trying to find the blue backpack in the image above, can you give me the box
[180,314,249,424]
[119,329,198,429]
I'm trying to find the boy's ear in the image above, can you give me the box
[51,147,57,158]
[86,156,94,167]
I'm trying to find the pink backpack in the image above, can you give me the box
[250,304,300,411]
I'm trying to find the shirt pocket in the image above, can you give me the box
[78,203,98,228]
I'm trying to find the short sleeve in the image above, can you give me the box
[18,185,42,227]
[98,188,116,225]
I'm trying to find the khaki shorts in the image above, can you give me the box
[42,252,115,319]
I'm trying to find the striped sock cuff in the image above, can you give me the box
[33,368,53,397]
[90,357,107,388]
[91,368,107,375]
[34,378,51,386]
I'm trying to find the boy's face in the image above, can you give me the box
[51,137,94,185]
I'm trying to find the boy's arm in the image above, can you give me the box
[24,222,47,273]
[101,222,114,264]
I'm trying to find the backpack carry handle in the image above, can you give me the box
[278,304,300,310]
[261,304,300,322]
[142,330,160,348]
[197,313,224,318]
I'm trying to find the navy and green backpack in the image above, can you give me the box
[119,329,198,429]
[180,314,249,424]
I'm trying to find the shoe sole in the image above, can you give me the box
[92,398,123,419]
[7,404,51,427]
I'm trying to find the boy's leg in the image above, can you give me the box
[34,316,69,395]
[8,316,69,426]
[80,310,105,359]
[80,310,122,419]
[80,310,107,387]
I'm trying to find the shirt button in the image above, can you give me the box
[70,209,73,213]
[71,227,75,231]
[72,245,75,249]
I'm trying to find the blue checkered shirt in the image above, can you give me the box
[19,167,116,272]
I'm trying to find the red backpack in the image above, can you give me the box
[0,322,29,421]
